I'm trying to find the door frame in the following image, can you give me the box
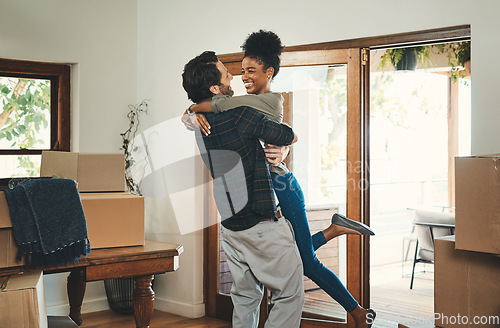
[203,25,471,326]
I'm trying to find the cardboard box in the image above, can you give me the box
[0,271,47,328]
[434,236,500,328]
[0,229,24,268]
[455,155,500,254]
[80,193,145,249]
[40,151,126,192]
[0,192,24,268]
[1,191,144,264]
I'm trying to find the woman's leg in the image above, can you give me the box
[313,223,362,251]
[271,172,359,312]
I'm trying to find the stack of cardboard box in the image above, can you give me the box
[434,155,500,328]
[39,151,145,249]
[0,151,145,327]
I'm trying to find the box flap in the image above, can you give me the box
[3,271,42,292]
[76,153,126,192]
[40,150,79,179]
[436,235,455,242]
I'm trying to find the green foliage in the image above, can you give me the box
[379,46,431,71]
[379,41,471,83]
[0,78,50,176]
[16,155,40,177]
[435,41,471,83]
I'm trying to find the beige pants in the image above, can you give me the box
[221,218,304,328]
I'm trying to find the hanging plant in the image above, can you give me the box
[120,100,149,195]
[379,46,431,71]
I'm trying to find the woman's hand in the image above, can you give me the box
[264,144,289,166]
[181,110,211,136]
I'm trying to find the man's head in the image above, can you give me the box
[182,51,234,103]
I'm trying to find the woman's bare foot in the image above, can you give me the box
[350,305,376,328]
[322,223,361,242]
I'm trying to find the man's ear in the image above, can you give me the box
[209,85,220,95]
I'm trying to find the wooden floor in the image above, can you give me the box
[303,262,435,328]
[81,310,230,328]
[81,264,433,328]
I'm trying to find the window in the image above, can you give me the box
[0,58,70,180]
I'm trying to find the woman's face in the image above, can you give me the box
[241,56,273,95]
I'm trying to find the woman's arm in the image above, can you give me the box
[264,145,290,166]
[190,93,283,122]
[211,93,282,122]
[189,99,212,113]
[264,132,298,166]
[181,109,211,136]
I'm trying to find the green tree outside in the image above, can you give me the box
[0,77,50,177]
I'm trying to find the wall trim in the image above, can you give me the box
[46,298,110,316]
[154,297,205,319]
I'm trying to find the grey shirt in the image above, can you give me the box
[211,92,289,175]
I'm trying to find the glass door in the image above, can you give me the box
[368,43,471,327]
[205,48,369,327]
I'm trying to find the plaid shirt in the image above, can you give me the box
[195,106,295,231]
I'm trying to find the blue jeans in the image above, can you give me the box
[271,172,358,312]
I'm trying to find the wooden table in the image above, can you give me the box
[0,240,183,328]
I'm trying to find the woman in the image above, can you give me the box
[185,30,375,328]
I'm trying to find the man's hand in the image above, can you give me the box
[264,144,290,166]
[181,109,211,135]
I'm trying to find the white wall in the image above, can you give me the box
[137,0,500,318]
[1,0,138,153]
[1,0,138,315]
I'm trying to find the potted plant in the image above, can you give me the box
[379,46,431,71]
[105,100,150,315]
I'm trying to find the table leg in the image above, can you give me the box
[67,268,86,326]
[133,275,155,328]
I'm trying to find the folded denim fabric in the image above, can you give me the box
[4,178,91,267]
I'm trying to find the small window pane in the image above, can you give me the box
[0,155,41,178]
[0,77,51,150]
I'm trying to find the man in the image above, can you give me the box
[182,51,304,328]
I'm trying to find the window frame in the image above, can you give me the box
[0,58,71,156]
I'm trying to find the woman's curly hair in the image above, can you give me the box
[241,30,284,78]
